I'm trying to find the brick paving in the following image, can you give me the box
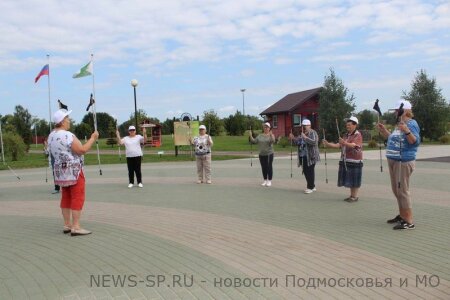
[0,146,449,299]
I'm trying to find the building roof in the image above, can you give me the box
[260,87,322,115]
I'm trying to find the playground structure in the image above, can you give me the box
[141,120,162,147]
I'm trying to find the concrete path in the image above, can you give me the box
[0,145,449,299]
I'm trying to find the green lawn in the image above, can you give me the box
[0,152,247,170]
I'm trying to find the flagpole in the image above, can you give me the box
[91,53,102,175]
[0,121,5,164]
[47,54,52,134]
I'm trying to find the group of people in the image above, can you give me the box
[249,99,420,230]
[46,99,420,236]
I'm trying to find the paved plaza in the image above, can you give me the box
[0,146,449,299]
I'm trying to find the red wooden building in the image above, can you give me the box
[260,87,322,137]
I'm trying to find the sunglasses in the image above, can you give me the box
[129,129,136,132]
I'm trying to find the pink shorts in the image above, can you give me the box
[60,171,86,210]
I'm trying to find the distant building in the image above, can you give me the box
[260,87,321,137]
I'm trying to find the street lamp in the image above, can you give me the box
[240,89,246,116]
[131,79,138,130]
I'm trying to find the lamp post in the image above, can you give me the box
[240,88,246,116]
[131,79,138,131]
[34,124,38,148]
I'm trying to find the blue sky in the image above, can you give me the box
[1,0,449,125]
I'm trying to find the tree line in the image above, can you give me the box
[1,69,448,160]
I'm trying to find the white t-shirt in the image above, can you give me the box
[121,135,144,157]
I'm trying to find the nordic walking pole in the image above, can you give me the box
[373,99,383,172]
[335,117,347,171]
[396,103,404,188]
[290,128,293,178]
[250,126,253,167]
[323,128,328,184]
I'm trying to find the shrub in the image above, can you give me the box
[438,135,450,144]
[2,132,26,161]
[106,138,117,147]
[278,136,289,148]
[367,139,378,148]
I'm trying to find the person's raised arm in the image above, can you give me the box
[72,131,99,155]
[116,129,124,145]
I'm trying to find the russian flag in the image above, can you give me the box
[35,64,49,83]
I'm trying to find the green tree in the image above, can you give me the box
[201,110,224,136]
[0,114,16,134]
[403,70,449,141]
[223,111,246,135]
[161,118,174,135]
[32,118,51,136]
[318,69,356,142]
[105,120,117,147]
[381,111,397,126]
[248,115,263,132]
[73,123,92,140]
[357,109,375,130]
[81,112,115,137]
[12,105,33,147]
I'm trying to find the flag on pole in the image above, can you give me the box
[35,64,49,83]
[73,61,92,78]
[373,99,382,116]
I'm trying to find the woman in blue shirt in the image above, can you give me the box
[377,100,420,230]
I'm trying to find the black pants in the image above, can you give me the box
[259,154,274,180]
[127,156,142,184]
[301,156,315,189]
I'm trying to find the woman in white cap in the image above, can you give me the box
[48,109,99,236]
[116,125,146,188]
[323,116,363,202]
[190,124,213,183]
[249,122,276,186]
[289,119,320,193]
[377,100,420,230]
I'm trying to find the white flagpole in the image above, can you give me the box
[47,54,52,134]
[91,53,102,175]
[0,121,5,164]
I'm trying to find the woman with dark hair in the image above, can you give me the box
[48,109,98,236]
[323,116,363,202]
[249,122,275,187]
[289,119,320,194]
[116,125,146,188]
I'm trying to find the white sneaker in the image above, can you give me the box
[304,189,313,194]
[266,181,272,187]
[261,180,267,186]
[128,183,133,188]
[312,188,317,192]
[138,183,143,188]
[206,180,212,184]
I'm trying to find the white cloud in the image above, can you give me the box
[240,69,255,77]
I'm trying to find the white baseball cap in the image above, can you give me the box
[128,125,136,131]
[263,122,271,128]
[301,119,311,126]
[199,125,206,130]
[391,100,412,110]
[345,116,359,124]
[53,109,72,124]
